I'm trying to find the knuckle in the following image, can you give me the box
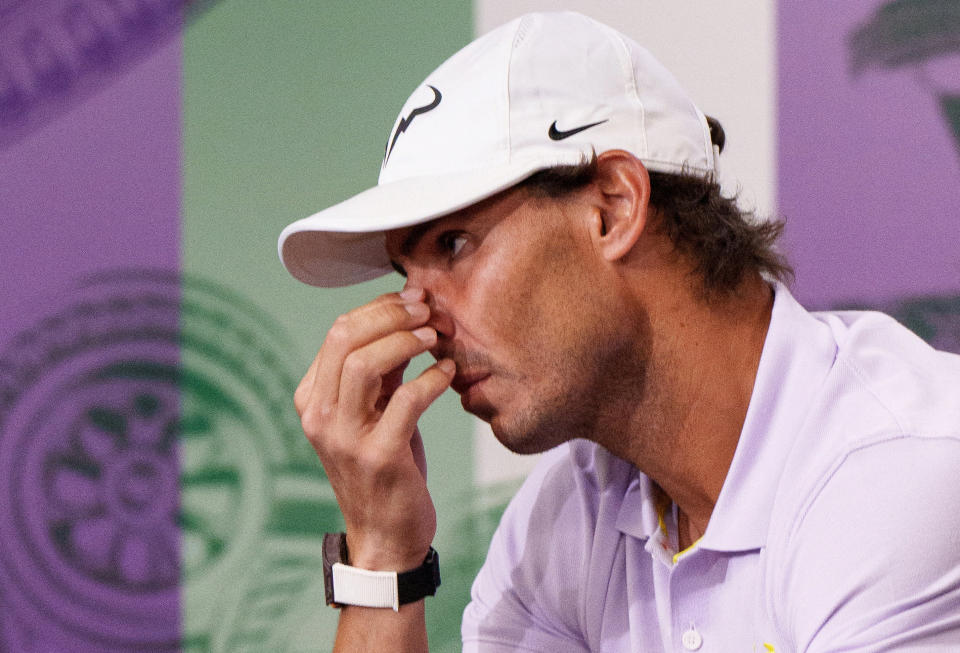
[293,382,310,415]
[326,317,353,345]
[299,402,335,439]
[317,402,336,422]
[299,409,323,439]
[391,383,423,410]
[356,446,393,476]
[322,433,350,461]
[342,350,373,378]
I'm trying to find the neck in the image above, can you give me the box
[599,273,774,540]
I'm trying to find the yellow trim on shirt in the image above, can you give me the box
[657,509,668,536]
[655,496,702,564]
[672,537,702,564]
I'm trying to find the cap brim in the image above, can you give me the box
[278,156,576,287]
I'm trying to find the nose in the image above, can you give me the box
[402,278,455,342]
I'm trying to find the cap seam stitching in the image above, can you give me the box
[611,30,647,158]
[506,16,533,162]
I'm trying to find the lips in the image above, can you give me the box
[451,371,489,396]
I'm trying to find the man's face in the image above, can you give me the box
[385,184,650,454]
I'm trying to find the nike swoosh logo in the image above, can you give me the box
[548,119,608,141]
[384,85,442,164]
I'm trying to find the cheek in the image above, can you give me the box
[487,248,587,353]
[439,254,545,360]
[463,263,527,339]
[447,218,594,357]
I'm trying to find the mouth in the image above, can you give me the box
[450,371,490,396]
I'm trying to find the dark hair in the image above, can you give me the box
[521,156,792,296]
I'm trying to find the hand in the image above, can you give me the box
[294,287,455,571]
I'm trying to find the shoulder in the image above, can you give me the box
[475,439,636,554]
[462,440,634,650]
[759,309,960,648]
[818,308,960,437]
[776,310,960,510]
[764,396,960,648]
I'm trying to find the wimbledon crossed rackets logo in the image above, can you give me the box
[0,270,339,651]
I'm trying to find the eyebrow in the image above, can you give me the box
[399,221,438,258]
[389,220,437,276]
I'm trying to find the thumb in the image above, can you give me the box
[410,427,427,480]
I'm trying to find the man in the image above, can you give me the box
[278,12,960,652]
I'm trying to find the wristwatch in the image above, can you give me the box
[322,532,441,611]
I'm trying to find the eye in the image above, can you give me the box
[438,231,467,258]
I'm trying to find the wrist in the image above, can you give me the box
[346,534,431,572]
[323,533,441,611]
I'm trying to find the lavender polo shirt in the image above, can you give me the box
[462,284,960,652]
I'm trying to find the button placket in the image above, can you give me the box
[681,625,703,651]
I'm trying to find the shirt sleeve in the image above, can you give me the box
[461,444,592,653]
[774,435,960,652]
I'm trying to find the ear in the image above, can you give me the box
[591,150,651,262]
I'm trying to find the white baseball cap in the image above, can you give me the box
[278,11,718,287]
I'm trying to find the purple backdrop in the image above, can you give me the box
[779,0,960,309]
[0,1,182,649]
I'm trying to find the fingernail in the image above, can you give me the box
[438,359,456,375]
[412,326,436,344]
[404,302,429,319]
[400,287,423,301]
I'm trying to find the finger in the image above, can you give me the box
[294,348,325,416]
[376,360,412,412]
[339,327,438,417]
[296,296,402,415]
[378,359,455,450]
[311,292,429,410]
[410,428,427,480]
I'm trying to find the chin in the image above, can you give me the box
[465,387,574,454]
[461,394,495,424]
[489,412,568,456]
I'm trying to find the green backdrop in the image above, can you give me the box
[182,2,481,650]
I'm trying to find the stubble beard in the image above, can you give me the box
[491,328,652,456]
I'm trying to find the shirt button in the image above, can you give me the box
[681,627,703,651]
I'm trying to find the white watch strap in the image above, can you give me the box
[331,563,400,611]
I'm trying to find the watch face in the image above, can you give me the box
[322,532,346,607]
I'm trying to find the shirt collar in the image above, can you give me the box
[700,283,838,552]
[616,472,668,541]
[615,283,839,551]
